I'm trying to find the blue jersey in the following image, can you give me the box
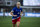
[11,7,22,19]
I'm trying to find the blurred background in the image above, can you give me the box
[0,0,40,27]
[0,0,40,17]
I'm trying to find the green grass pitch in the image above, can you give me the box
[0,16,40,27]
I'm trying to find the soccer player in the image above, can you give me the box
[10,2,23,27]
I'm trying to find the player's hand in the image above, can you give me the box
[13,15,17,16]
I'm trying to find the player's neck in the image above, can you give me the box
[17,7,20,9]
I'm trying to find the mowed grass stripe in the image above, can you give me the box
[0,16,40,27]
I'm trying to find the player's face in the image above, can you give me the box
[17,3,20,8]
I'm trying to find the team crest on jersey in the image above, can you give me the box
[18,12,19,14]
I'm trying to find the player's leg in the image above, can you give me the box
[17,17,21,27]
[13,24,16,27]
[17,22,20,27]
[12,19,17,27]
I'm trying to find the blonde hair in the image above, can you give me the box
[17,2,21,5]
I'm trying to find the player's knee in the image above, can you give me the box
[17,22,20,27]
[17,22,20,24]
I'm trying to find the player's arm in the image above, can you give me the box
[20,12,23,16]
[10,11,14,16]
[10,8,17,16]
[20,8,23,16]
[10,11,17,16]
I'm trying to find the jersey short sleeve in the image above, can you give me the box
[21,8,22,12]
[11,8,15,12]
